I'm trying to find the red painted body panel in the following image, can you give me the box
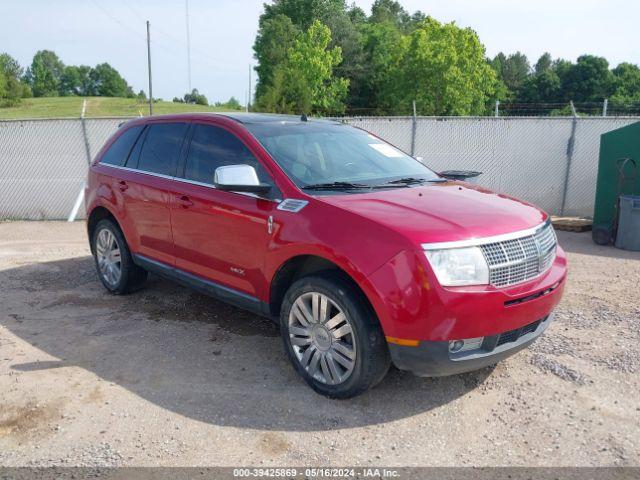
[86,113,567,346]
[365,246,566,341]
[169,181,275,298]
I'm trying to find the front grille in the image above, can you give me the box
[496,319,543,347]
[480,222,557,287]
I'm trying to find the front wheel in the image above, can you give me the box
[280,273,390,398]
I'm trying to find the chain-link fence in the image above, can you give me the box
[342,116,638,217]
[0,118,123,220]
[0,116,637,220]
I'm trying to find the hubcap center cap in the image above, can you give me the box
[312,325,332,351]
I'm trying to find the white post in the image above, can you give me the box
[68,99,88,222]
[602,99,608,117]
[495,100,500,117]
[67,185,85,222]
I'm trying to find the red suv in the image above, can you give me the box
[86,113,567,398]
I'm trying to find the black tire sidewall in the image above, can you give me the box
[280,273,389,398]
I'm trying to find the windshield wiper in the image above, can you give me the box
[370,177,446,188]
[384,177,428,185]
[301,181,372,191]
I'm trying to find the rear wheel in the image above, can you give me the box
[280,273,390,398]
[92,219,147,294]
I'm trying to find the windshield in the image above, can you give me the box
[246,122,439,192]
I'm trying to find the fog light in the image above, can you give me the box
[449,337,484,353]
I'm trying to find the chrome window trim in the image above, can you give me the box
[421,220,552,251]
[100,163,281,203]
[102,163,175,181]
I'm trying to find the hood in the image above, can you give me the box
[318,182,548,247]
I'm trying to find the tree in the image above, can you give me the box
[89,63,134,97]
[347,4,367,24]
[254,14,300,101]
[559,55,615,102]
[610,63,640,104]
[491,52,530,99]
[520,70,562,104]
[183,88,208,105]
[357,21,404,113]
[25,50,64,97]
[534,53,553,75]
[394,18,498,115]
[60,65,93,96]
[0,71,6,100]
[370,0,410,28]
[261,0,345,30]
[258,20,349,115]
[215,96,242,110]
[0,53,30,104]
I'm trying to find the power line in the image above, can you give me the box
[90,0,226,71]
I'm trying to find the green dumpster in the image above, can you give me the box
[592,121,640,245]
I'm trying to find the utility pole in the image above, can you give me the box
[146,21,153,116]
[410,100,417,157]
[248,64,252,112]
[185,0,192,92]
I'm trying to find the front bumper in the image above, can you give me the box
[389,313,554,377]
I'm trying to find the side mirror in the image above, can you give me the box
[214,164,272,194]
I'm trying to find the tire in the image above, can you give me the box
[92,219,147,294]
[280,272,390,399]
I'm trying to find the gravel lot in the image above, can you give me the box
[0,221,638,467]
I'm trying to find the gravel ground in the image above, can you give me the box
[0,221,638,467]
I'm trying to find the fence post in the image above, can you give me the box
[560,105,579,216]
[495,100,500,117]
[67,100,92,222]
[602,99,608,117]
[410,100,417,157]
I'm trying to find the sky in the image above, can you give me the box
[2,0,638,104]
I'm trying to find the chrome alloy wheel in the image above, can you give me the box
[95,228,122,287]
[288,292,356,385]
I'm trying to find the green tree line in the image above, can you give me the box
[0,50,139,107]
[253,0,640,116]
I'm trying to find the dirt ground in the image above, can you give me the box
[0,221,638,467]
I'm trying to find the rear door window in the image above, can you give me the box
[100,125,144,166]
[136,123,189,176]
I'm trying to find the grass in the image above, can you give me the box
[0,96,242,120]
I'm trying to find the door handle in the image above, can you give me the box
[176,195,194,208]
[118,180,128,192]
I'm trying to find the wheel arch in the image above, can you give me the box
[87,205,120,254]
[268,254,378,323]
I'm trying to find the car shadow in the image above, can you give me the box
[2,255,494,432]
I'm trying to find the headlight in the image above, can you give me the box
[424,246,489,286]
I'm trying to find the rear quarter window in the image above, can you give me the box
[99,125,144,166]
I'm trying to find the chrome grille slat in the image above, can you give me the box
[480,223,557,287]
